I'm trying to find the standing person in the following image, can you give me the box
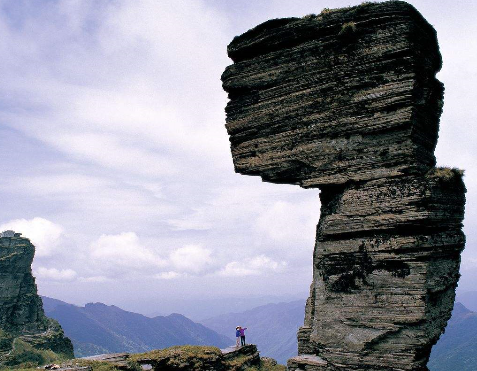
[235,326,241,347]
[239,326,247,346]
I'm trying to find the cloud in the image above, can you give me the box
[219,255,287,277]
[168,209,213,231]
[35,267,77,281]
[78,276,111,283]
[89,232,167,274]
[255,199,318,243]
[460,257,477,271]
[87,233,215,279]
[155,271,183,280]
[169,244,213,274]
[0,217,64,257]
[0,0,231,181]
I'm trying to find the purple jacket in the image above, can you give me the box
[239,328,247,336]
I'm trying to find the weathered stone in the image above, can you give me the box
[222,1,466,371]
[0,234,74,366]
[77,345,262,371]
[223,1,442,188]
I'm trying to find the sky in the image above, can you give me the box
[0,0,475,319]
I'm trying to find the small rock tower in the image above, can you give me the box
[0,232,74,365]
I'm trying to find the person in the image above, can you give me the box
[239,326,247,346]
[235,326,241,347]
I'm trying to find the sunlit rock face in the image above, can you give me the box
[0,233,73,366]
[222,1,466,370]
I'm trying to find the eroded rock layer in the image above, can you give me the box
[222,1,466,371]
[222,1,443,187]
[0,234,73,366]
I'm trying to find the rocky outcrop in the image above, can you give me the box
[0,232,74,366]
[222,1,466,371]
[61,345,268,371]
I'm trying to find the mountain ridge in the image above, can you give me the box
[41,296,232,357]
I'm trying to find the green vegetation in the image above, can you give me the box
[426,167,464,182]
[225,353,257,371]
[2,339,65,369]
[245,358,287,371]
[131,345,222,362]
[1,345,283,371]
[0,330,13,353]
[131,345,223,370]
[339,22,357,36]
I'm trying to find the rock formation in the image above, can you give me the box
[221,1,466,371]
[59,345,276,371]
[0,231,74,366]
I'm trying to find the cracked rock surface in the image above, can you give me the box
[222,1,466,370]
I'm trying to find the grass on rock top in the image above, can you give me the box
[130,345,222,362]
[427,167,465,182]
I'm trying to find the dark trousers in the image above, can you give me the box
[240,336,245,346]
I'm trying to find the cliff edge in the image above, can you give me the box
[0,231,74,366]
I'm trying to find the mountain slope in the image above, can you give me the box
[42,295,477,369]
[200,300,305,364]
[41,297,231,357]
[428,302,477,371]
[456,291,477,312]
[202,299,477,368]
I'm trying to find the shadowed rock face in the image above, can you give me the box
[0,235,74,365]
[222,1,466,371]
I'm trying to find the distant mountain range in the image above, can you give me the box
[41,296,232,357]
[456,291,477,312]
[202,299,477,368]
[428,302,477,371]
[200,300,305,365]
[42,295,477,369]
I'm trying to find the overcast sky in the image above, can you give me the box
[0,0,475,318]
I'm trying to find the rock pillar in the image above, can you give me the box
[221,2,466,370]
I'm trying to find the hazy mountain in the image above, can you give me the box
[147,294,308,320]
[200,300,306,365]
[201,298,477,368]
[428,302,477,371]
[42,295,477,369]
[41,296,232,357]
[456,291,477,312]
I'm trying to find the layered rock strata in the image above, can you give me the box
[221,2,466,371]
[0,232,73,365]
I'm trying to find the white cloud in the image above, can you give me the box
[169,244,213,274]
[255,199,318,243]
[35,267,77,281]
[87,234,216,279]
[89,232,166,273]
[78,276,111,283]
[7,174,112,195]
[0,0,231,180]
[219,255,287,277]
[460,257,477,271]
[155,271,183,280]
[168,209,213,231]
[48,132,178,178]
[0,217,64,257]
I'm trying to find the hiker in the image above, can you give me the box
[239,326,247,346]
[235,326,241,347]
